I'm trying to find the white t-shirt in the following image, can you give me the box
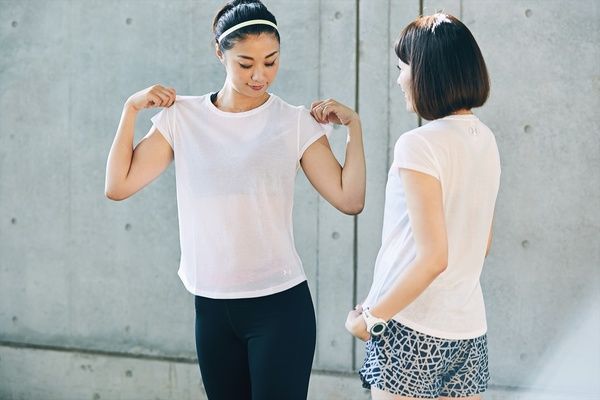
[150,94,330,299]
[362,114,501,339]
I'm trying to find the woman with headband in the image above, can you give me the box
[104,0,365,399]
[345,14,499,400]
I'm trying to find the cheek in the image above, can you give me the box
[230,68,250,84]
[400,75,411,93]
[267,65,279,81]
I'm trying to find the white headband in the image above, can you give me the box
[217,19,278,43]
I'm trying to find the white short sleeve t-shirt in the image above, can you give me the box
[150,94,331,299]
[362,114,501,339]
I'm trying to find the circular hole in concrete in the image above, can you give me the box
[125,223,132,231]
[331,231,340,239]
[11,218,17,225]
[521,240,530,248]
[11,21,18,28]
[12,316,18,323]
[93,394,101,400]
[524,125,532,133]
[125,370,133,378]
[334,11,342,20]
[126,18,133,25]
[525,9,532,18]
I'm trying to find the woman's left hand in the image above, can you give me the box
[311,99,359,126]
[345,305,370,341]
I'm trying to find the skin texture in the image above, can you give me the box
[105,33,365,217]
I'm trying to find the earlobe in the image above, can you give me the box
[215,44,225,64]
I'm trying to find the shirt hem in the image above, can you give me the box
[392,315,487,340]
[178,271,307,299]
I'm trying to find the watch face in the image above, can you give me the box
[371,322,386,336]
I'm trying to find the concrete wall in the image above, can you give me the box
[1,0,598,399]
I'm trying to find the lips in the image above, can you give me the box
[249,85,265,91]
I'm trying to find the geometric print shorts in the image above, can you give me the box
[359,320,490,398]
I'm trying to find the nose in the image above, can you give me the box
[252,66,266,83]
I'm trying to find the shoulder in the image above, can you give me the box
[268,94,311,116]
[169,94,207,112]
[395,127,432,151]
[395,118,460,150]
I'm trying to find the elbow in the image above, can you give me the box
[105,190,126,201]
[434,255,448,274]
[339,201,364,215]
[422,252,448,275]
[337,195,365,215]
[104,184,129,201]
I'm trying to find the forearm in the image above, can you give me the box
[370,257,445,321]
[340,119,366,211]
[105,104,138,194]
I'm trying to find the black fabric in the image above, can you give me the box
[194,281,316,400]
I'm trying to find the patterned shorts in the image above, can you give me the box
[359,320,490,398]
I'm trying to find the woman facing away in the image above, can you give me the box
[345,14,500,400]
[104,1,365,399]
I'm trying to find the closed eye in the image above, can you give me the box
[240,64,252,69]
[265,62,275,67]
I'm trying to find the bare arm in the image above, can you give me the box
[300,99,366,215]
[485,219,494,257]
[369,169,448,321]
[105,85,176,201]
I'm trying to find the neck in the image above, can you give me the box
[451,109,473,115]
[214,83,270,113]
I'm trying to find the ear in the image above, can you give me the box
[215,43,225,65]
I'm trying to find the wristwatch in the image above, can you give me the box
[362,308,387,336]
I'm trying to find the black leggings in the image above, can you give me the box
[194,281,316,400]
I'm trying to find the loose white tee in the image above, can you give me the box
[150,94,330,299]
[363,114,501,339]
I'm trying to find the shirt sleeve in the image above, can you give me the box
[297,107,333,159]
[392,132,440,179]
[150,105,176,149]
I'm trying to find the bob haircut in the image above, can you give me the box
[395,14,490,120]
[213,0,280,51]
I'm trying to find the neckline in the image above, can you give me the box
[440,113,478,121]
[205,92,276,117]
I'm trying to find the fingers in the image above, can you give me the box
[148,85,177,108]
[311,99,336,124]
[310,100,325,110]
[147,93,163,108]
[310,100,327,123]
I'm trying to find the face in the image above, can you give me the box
[216,33,280,98]
[396,59,414,112]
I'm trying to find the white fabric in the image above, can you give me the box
[363,114,501,339]
[150,94,331,299]
[218,19,278,43]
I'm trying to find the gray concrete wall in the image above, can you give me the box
[1,0,598,399]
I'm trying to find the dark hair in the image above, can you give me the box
[395,14,489,120]
[213,0,280,51]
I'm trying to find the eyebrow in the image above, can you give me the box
[237,51,279,61]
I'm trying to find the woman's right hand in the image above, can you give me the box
[125,84,176,112]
